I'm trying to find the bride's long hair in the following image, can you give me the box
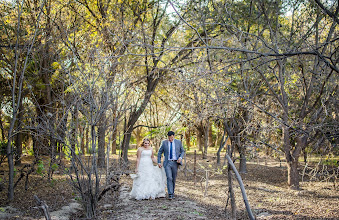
[141,138,151,147]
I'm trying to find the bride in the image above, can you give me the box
[130,138,166,200]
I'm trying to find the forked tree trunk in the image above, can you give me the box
[283,126,302,189]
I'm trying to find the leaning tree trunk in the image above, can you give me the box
[121,79,159,163]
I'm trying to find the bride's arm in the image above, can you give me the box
[151,148,157,164]
[135,148,141,173]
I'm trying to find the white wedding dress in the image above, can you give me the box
[130,149,166,200]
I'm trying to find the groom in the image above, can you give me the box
[158,131,185,200]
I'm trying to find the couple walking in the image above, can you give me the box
[130,131,185,200]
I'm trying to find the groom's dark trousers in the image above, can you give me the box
[165,161,178,196]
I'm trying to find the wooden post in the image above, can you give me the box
[194,150,196,187]
[204,170,209,197]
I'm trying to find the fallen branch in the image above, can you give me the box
[34,195,51,220]
[98,182,120,201]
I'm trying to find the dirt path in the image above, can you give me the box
[99,182,207,220]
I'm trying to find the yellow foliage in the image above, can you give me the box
[51,62,61,70]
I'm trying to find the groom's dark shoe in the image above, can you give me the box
[168,195,173,200]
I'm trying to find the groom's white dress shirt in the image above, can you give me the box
[168,141,177,160]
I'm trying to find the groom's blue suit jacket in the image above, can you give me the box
[157,139,185,168]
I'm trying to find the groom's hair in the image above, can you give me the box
[167,131,175,136]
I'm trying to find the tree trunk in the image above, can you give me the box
[0,111,5,141]
[287,159,299,189]
[215,126,220,149]
[184,129,191,151]
[227,145,236,220]
[32,133,39,161]
[57,113,67,162]
[34,103,50,156]
[97,113,106,168]
[238,147,247,174]
[134,127,142,148]
[79,125,85,155]
[85,124,90,154]
[111,126,117,155]
[203,122,208,159]
[217,131,228,165]
[283,126,301,189]
[48,111,57,180]
[7,139,14,200]
[15,99,23,166]
[208,122,213,148]
[122,126,133,163]
[70,105,78,158]
[196,126,204,152]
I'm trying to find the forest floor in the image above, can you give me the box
[0,152,338,219]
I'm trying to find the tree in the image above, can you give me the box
[0,0,46,200]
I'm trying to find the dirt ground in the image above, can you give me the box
[0,153,338,219]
